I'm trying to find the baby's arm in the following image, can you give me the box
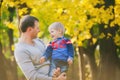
[66,38,74,65]
[40,42,53,64]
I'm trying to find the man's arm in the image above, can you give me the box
[14,48,52,80]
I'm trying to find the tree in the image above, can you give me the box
[1,0,120,80]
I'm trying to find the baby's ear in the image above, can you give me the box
[58,30,62,34]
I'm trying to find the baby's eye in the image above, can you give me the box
[51,31,54,33]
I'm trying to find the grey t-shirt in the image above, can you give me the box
[14,38,52,80]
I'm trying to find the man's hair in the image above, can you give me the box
[19,15,39,32]
[48,22,65,35]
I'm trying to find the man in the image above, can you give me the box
[14,15,66,80]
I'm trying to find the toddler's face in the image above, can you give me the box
[49,29,60,40]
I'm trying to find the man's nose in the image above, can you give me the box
[38,29,40,32]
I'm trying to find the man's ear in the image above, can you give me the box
[27,27,32,32]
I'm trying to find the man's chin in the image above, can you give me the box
[33,36,37,39]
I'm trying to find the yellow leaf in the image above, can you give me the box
[78,41,83,46]
[107,33,112,37]
[71,37,77,43]
[99,33,105,39]
[92,38,97,44]
[11,44,15,51]
[6,22,15,29]
[114,34,120,46]
[57,8,63,14]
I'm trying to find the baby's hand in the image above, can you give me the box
[67,58,73,65]
[40,57,45,64]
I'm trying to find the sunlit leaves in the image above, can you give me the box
[11,44,15,51]
[92,38,97,44]
[18,8,28,16]
[1,0,120,47]
[114,4,120,26]
[5,22,15,29]
[114,33,120,46]
[99,33,106,39]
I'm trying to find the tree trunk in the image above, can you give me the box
[87,51,98,80]
[7,7,18,80]
[79,39,98,80]
[98,38,118,80]
[0,41,7,80]
[79,47,86,80]
[97,0,120,80]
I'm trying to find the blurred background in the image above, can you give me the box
[0,0,120,80]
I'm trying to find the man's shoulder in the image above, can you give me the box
[34,38,45,45]
[15,42,23,48]
[14,42,26,52]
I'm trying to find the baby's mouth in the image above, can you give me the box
[51,35,54,38]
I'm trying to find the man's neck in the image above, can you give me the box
[19,33,34,45]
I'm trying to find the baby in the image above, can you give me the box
[40,22,74,77]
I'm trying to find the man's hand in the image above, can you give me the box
[40,57,45,64]
[57,72,66,80]
[53,67,61,77]
[52,68,66,80]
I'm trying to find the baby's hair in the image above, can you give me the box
[48,22,65,35]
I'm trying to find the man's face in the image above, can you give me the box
[31,21,40,39]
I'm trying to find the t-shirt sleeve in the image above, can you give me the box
[14,47,52,80]
[43,42,53,60]
[65,38,74,60]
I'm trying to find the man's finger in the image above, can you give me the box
[61,72,66,76]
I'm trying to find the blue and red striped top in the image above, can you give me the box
[43,37,74,62]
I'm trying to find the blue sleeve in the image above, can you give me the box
[43,42,53,60]
[65,38,74,60]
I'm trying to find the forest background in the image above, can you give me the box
[0,0,120,80]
